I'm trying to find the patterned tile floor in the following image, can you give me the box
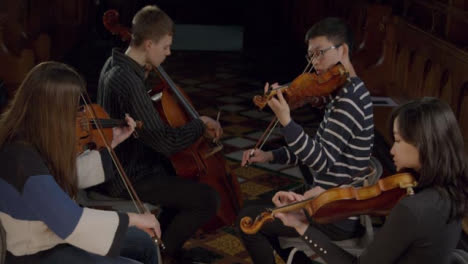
[160,51,325,264]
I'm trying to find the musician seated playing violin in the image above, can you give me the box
[0,62,161,264]
[276,97,467,263]
[238,17,374,264]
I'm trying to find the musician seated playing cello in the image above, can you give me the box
[238,17,374,263]
[95,5,223,263]
[276,97,467,263]
[0,62,160,264]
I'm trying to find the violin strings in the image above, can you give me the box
[272,196,314,212]
[303,53,319,74]
[270,166,376,215]
[89,119,125,128]
[270,84,289,91]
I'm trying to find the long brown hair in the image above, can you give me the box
[0,61,84,197]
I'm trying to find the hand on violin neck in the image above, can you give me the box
[264,82,281,94]
[272,190,309,234]
[111,114,137,148]
[241,148,273,167]
[275,211,309,235]
[303,186,326,199]
[272,191,305,207]
[266,89,291,126]
[200,115,223,140]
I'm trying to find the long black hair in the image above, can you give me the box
[390,97,468,221]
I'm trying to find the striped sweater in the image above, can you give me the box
[96,49,205,196]
[272,77,374,188]
[0,142,128,259]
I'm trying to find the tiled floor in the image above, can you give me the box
[159,51,325,263]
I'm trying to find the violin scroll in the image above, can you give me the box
[240,212,276,235]
[252,94,273,110]
[103,10,132,42]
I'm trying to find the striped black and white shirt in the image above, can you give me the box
[96,49,205,196]
[273,77,374,188]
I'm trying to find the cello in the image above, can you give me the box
[103,10,242,230]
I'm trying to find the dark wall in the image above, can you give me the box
[0,0,424,96]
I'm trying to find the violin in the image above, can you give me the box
[240,173,418,234]
[77,97,165,257]
[76,103,142,154]
[247,63,349,162]
[253,63,348,110]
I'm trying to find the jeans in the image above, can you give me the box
[6,227,159,264]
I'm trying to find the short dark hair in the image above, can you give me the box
[389,97,468,221]
[305,17,354,58]
[131,5,174,47]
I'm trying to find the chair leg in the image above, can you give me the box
[0,219,6,264]
[286,248,299,264]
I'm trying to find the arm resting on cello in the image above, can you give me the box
[125,76,205,156]
[102,69,205,156]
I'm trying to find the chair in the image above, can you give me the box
[450,249,468,264]
[0,219,6,264]
[278,156,383,264]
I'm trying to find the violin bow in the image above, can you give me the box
[79,92,165,261]
[247,53,320,165]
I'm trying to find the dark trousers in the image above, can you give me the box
[6,227,158,264]
[122,173,220,257]
[237,197,359,264]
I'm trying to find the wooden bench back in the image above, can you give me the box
[361,15,468,150]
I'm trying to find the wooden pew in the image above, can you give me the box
[0,21,35,99]
[0,1,51,104]
[362,16,468,152]
[353,3,393,97]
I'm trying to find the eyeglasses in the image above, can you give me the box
[305,43,342,62]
